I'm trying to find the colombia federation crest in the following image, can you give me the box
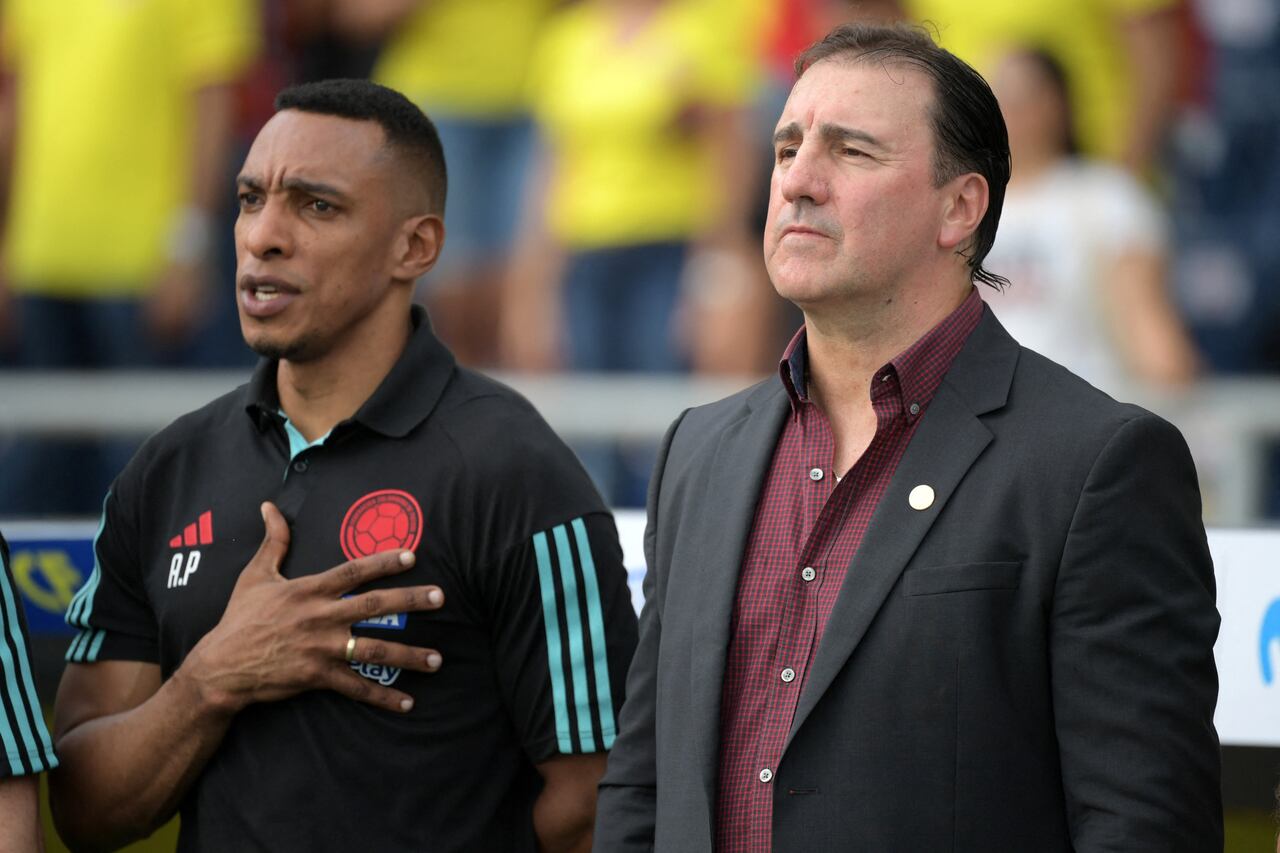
[340,489,423,561]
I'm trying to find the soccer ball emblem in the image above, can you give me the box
[340,489,423,561]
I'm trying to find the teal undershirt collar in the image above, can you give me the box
[278,409,331,462]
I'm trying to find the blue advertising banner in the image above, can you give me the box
[4,521,97,637]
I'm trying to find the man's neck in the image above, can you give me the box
[276,313,412,442]
[803,280,970,416]
[799,279,969,477]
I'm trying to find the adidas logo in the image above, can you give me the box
[169,511,213,548]
[167,511,212,589]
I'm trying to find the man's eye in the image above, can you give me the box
[843,147,866,157]
[310,199,333,213]
[238,192,261,207]
[777,147,797,162]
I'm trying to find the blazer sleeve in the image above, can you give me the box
[594,409,687,853]
[1052,413,1222,851]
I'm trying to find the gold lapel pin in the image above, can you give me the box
[908,484,935,511]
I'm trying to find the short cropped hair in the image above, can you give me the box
[275,78,447,215]
[797,24,1011,290]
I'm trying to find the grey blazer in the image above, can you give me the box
[595,309,1222,852]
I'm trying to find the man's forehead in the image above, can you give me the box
[242,110,389,180]
[777,58,933,132]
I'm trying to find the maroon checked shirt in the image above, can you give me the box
[714,289,985,851]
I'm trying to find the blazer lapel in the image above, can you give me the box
[689,380,790,797]
[785,309,1020,748]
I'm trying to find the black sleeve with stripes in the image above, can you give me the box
[0,533,58,777]
[486,512,638,765]
[64,478,159,664]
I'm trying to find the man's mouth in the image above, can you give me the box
[239,276,300,317]
[782,225,828,239]
[250,282,285,302]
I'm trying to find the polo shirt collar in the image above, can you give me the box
[244,305,456,438]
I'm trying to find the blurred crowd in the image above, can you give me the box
[0,0,1277,512]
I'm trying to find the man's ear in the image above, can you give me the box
[938,172,989,251]
[392,214,445,283]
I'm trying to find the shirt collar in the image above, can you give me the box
[778,287,985,418]
[244,304,456,438]
[779,325,809,407]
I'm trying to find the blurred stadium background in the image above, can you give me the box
[0,0,1277,848]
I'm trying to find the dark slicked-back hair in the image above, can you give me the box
[275,78,447,214]
[796,24,1011,290]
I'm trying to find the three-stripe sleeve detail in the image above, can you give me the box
[0,550,57,774]
[532,519,618,754]
[65,496,109,663]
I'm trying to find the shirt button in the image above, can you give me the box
[909,402,921,416]
[758,768,773,783]
[293,459,309,473]
[780,667,796,683]
[808,467,824,482]
[801,566,817,582]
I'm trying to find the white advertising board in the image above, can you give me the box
[1207,528,1280,746]
[613,512,1280,748]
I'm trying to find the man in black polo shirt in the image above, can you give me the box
[49,79,637,852]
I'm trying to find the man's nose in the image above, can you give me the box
[779,144,830,206]
[237,199,294,259]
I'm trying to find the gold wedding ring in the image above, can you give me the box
[345,635,358,664]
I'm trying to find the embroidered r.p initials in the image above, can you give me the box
[167,551,201,588]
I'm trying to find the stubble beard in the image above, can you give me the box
[247,330,316,363]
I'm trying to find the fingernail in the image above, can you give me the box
[399,551,415,566]
[427,652,442,670]
[427,589,443,606]
[400,698,414,712]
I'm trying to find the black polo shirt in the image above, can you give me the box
[64,307,638,852]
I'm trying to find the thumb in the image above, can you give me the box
[249,501,291,578]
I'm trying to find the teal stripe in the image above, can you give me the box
[87,629,106,662]
[66,630,92,663]
[533,532,572,753]
[0,703,20,775]
[66,631,82,662]
[0,553,40,771]
[553,525,596,752]
[66,495,110,628]
[572,518,616,748]
[66,556,97,626]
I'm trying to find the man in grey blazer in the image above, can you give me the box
[594,23,1222,853]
